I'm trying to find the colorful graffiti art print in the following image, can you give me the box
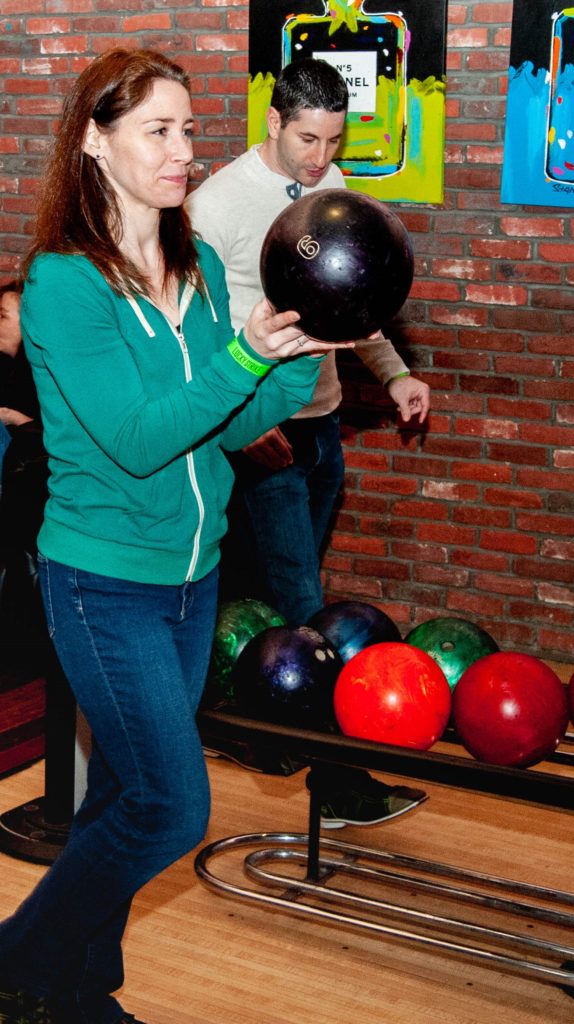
[502,1,574,206]
[248,0,448,204]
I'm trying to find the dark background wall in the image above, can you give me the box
[0,1,573,663]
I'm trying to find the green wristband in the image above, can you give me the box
[386,371,411,385]
[227,336,271,378]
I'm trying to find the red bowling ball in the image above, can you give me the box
[334,642,451,750]
[453,652,569,768]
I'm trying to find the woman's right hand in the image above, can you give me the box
[243,298,354,360]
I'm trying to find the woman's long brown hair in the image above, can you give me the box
[23,48,203,296]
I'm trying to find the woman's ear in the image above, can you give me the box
[83,118,103,160]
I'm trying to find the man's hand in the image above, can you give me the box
[386,376,430,423]
[243,425,294,469]
[0,407,33,427]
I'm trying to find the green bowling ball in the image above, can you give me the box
[204,598,287,705]
[405,617,499,691]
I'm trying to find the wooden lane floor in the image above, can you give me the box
[1,752,573,1024]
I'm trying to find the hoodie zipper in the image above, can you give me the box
[126,282,213,583]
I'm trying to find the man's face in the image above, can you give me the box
[267,106,346,188]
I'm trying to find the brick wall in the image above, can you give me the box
[1,1,573,662]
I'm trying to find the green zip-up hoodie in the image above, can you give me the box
[21,244,321,585]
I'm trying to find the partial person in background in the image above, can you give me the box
[189,58,430,829]
[0,279,49,663]
[0,49,344,1024]
[0,281,41,472]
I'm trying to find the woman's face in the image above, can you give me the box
[93,78,194,218]
[0,290,22,357]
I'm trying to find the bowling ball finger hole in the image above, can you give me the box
[440,642,455,652]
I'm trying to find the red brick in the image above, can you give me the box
[494,355,558,377]
[493,307,560,332]
[175,12,222,29]
[555,450,574,468]
[410,280,462,301]
[465,283,529,305]
[391,542,448,564]
[470,239,531,260]
[227,10,248,30]
[448,27,488,47]
[26,17,70,33]
[501,216,564,238]
[495,262,562,285]
[540,540,574,561]
[414,565,470,587]
[430,305,489,327]
[475,573,533,597]
[516,512,574,536]
[466,144,504,165]
[455,416,518,440]
[196,33,246,51]
[121,13,171,31]
[446,122,497,141]
[2,0,44,11]
[40,35,87,53]
[432,257,491,280]
[488,396,549,420]
[539,242,574,263]
[480,530,536,555]
[466,51,508,71]
[46,0,93,9]
[472,3,513,23]
[447,590,505,617]
[453,506,511,528]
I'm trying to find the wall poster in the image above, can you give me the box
[502,1,574,207]
[248,0,448,204]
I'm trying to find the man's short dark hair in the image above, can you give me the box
[270,59,349,127]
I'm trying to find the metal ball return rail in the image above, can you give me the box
[196,707,574,993]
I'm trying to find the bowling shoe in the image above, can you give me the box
[0,981,54,1023]
[307,767,427,829]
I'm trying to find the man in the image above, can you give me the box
[189,59,430,828]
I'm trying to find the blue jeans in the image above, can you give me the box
[0,557,218,1024]
[0,420,11,474]
[223,412,345,624]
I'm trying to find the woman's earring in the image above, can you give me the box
[95,154,101,160]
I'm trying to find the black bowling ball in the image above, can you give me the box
[233,625,343,728]
[260,188,414,342]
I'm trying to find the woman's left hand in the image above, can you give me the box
[243,298,355,361]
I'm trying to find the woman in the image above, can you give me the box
[0,49,347,1024]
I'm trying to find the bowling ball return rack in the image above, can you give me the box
[196,705,574,994]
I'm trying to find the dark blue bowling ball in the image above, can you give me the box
[307,600,401,664]
[233,625,343,728]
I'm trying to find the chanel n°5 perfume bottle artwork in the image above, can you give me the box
[283,4,406,178]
